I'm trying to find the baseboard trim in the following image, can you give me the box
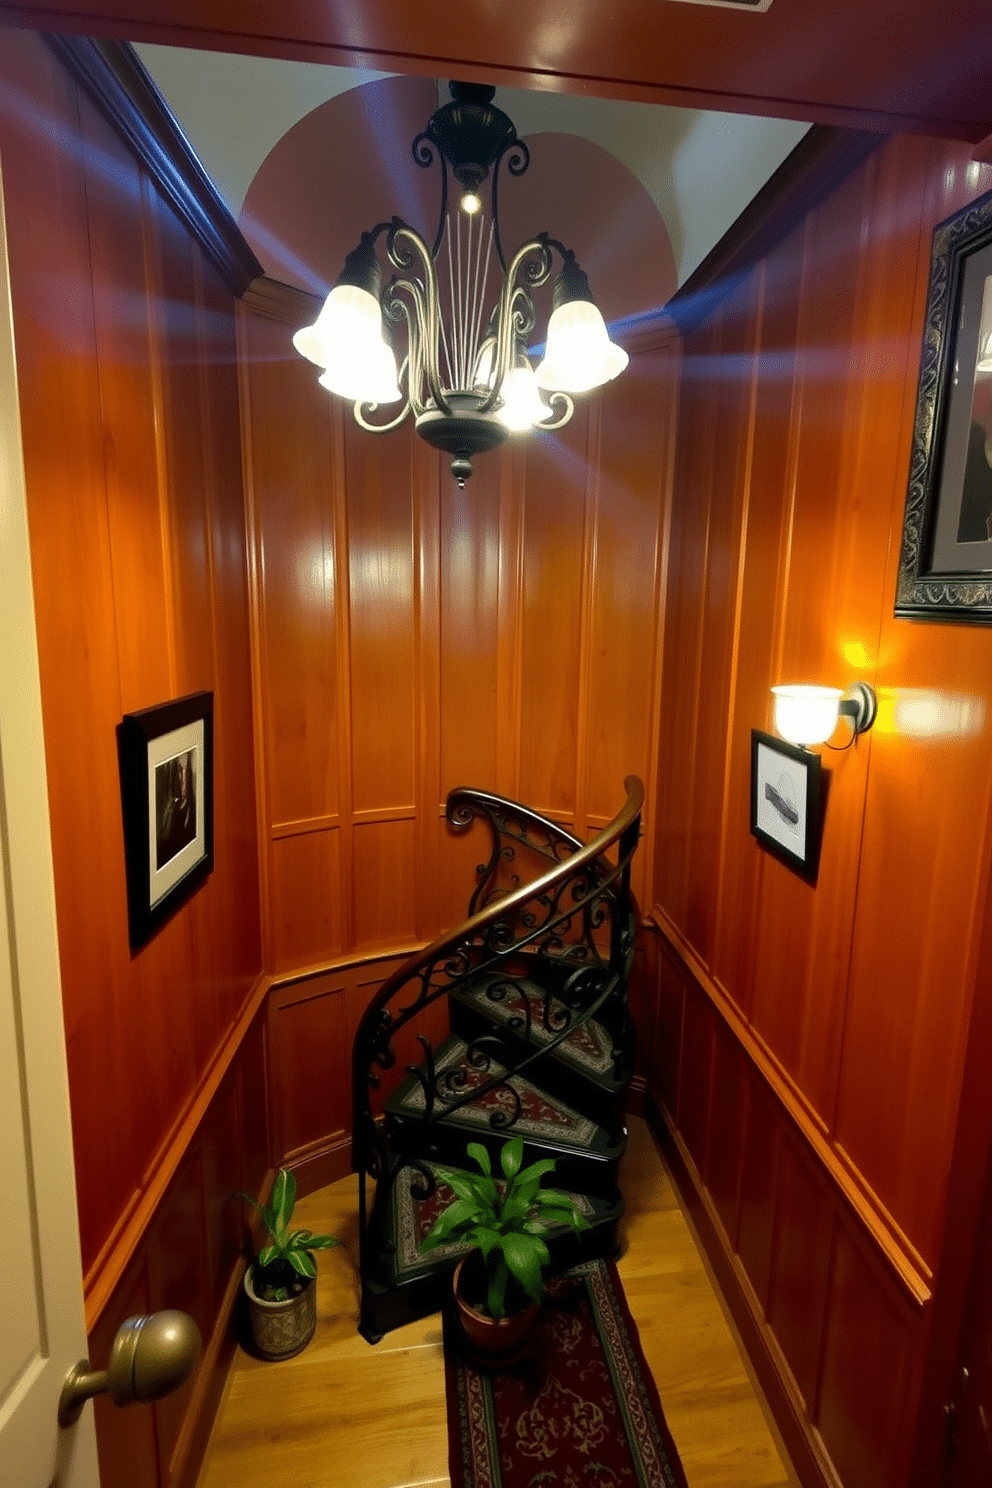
[284,1131,353,1198]
[645,1090,843,1488]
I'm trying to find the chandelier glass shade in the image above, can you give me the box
[293,81,628,486]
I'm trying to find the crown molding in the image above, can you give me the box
[667,125,884,334]
[45,33,262,295]
[241,275,319,327]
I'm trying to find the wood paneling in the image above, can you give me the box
[645,127,992,1488]
[267,974,348,1160]
[239,291,675,970]
[0,26,262,1286]
[268,829,344,970]
[438,456,502,795]
[352,818,418,948]
[817,1227,915,1488]
[344,421,417,815]
[0,30,265,1488]
[517,411,589,819]
[82,991,287,1488]
[768,1137,831,1413]
[737,1077,781,1318]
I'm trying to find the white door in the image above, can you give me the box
[0,149,102,1487]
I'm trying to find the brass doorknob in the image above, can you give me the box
[58,1310,202,1427]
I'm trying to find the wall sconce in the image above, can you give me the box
[771,683,878,747]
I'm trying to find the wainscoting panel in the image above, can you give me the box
[267,973,349,1161]
[438,453,502,795]
[241,310,341,827]
[706,1021,747,1245]
[768,1133,832,1414]
[352,816,419,949]
[344,419,418,818]
[736,1073,780,1318]
[90,1261,159,1488]
[268,827,344,971]
[516,408,590,822]
[816,1222,916,1488]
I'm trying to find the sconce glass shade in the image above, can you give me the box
[772,685,843,746]
[535,300,629,393]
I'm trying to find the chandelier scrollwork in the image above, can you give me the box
[293,81,628,486]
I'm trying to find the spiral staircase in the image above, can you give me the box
[351,775,644,1342]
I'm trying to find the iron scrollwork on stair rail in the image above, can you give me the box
[351,776,643,1340]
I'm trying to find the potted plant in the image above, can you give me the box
[420,1135,590,1365]
[238,1168,341,1360]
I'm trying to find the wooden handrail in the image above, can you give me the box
[377,774,642,1001]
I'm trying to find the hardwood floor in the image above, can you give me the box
[196,1117,798,1488]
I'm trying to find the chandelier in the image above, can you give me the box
[293,81,628,487]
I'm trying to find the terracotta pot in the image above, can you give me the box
[243,1264,317,1360]
[453,1257,539,1368]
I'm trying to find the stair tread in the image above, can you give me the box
[450,973,623,1092]
[385,1034,623,1157]
[383,1158,623,1285]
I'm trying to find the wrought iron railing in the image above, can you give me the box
[351,776,643,1316]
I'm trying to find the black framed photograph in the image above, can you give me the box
[896,186,992,621]
[118,691,214,950]
[750,730,823,882]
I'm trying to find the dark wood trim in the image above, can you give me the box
[615,312,681,356]
[645,1091,839,1488]
[242,274,320,327]
[667,125,884,334]
[44,33,262,295]
[284,1131,353,1199]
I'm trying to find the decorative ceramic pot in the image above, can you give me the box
[243,1264,317,1360]
[453,1257,539,1368]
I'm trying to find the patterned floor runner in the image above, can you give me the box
[444,1258,689,1488]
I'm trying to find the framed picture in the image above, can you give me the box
[117,691,213,950]
[896,186,992,621]
[750,730,823,882]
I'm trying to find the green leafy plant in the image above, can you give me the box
[420,1136,590,1319]
[239,1169,341,1302]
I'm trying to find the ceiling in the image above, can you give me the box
[2,0,991,142]
[129,47,810,289]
